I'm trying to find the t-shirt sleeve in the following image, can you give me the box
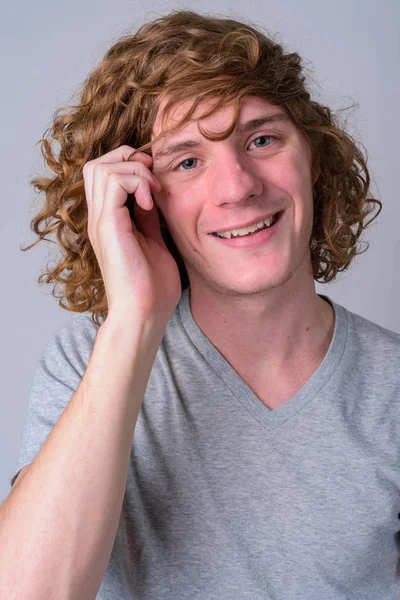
[10,314,100,488]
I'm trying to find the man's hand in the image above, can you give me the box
[83,145,182,327]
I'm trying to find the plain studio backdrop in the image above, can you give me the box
[1,0,399,503]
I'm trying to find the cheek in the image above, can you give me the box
[162,183,202,222]
[153,189,175,231]
[286,154,313,204]
[154,187,179,216]
[154,188,190,242]
[277,154,313,226]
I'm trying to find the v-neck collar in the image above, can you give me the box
[177,286,348,430]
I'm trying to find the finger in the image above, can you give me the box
[98,173,159,229]
[90,161,160,223]
[83,145,153,209]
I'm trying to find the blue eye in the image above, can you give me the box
[176,158,198,171]
[251,135,273,148]
[174,136,275,172]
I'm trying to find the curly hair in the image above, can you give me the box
[21,9,381,327]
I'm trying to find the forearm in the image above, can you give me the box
[0,318,162,600]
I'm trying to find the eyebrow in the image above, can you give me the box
[152,112,291,162]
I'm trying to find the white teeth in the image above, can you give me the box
[216,215,275,239]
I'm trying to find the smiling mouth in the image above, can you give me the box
[211,211,283,239]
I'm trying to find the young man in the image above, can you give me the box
[1,10,399,600]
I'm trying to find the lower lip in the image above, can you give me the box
[209,211,284,248]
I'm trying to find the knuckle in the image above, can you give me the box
[92,161,107,175]
[82,161,93,176]
[108,171,119,184]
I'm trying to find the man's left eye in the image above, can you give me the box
[250,135,274,148]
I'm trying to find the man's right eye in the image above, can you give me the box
[174,158,199,171]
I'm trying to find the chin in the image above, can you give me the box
[199,270,291,297]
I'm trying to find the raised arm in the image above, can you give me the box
[0,145,181,600]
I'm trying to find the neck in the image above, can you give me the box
[187,271,335,378]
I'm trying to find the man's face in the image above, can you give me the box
[151,95,318,298]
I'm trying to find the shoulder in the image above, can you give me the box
[346,306,400,347]
[38,313,101,377]
[338,302,400,370]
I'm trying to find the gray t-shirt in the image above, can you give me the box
[11,288,400,599]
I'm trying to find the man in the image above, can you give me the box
[1,10,399,600]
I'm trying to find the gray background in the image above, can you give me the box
[1,0,399,503]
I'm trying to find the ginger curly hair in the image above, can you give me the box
[21,10,381,327]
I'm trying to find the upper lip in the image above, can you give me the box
[210,210,283,234]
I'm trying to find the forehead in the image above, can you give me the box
[151,95,288,142]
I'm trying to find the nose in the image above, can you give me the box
[207,144,264,207]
